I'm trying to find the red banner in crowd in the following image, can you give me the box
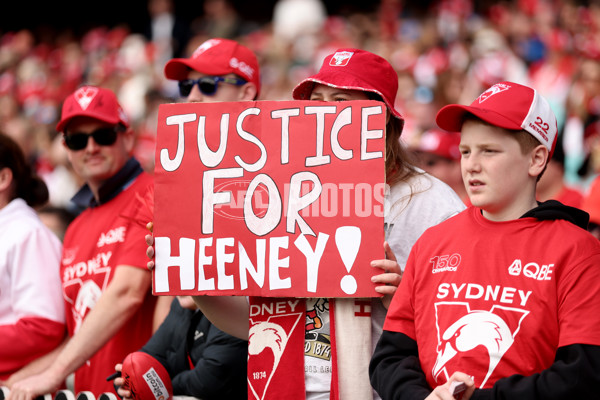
[152,100,385,298]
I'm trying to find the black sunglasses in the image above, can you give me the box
[63,126,122,151]
[178,76,247,97]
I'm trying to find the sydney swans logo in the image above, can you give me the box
[248,312,303,400]
[433,302,529,387]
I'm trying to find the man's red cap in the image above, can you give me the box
[164,38,261,96]
[292,48,403,121]
[56,86,129,132]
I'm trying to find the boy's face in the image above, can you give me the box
[459,119,537,220]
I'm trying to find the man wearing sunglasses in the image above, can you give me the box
[107,38,262,400]
[6,86,164,400]
[164,37,260,102]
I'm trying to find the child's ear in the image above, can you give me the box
[530,145,549,178]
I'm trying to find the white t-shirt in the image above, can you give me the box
[0,198,64,325]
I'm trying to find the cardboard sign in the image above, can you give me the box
[153,100,385,297]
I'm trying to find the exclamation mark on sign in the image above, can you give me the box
[335,226,361,295]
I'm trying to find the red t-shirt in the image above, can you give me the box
[61,173,156,395]
[385,206,600,389]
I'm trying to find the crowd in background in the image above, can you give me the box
[1,0,600,218]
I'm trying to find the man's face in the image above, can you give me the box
[183,71,250,103]
[63,119,134,190]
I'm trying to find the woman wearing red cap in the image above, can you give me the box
[286,48,466,400]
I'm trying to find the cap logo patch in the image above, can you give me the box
[330,51,354,66]
[230,57,254,78]
[478,83,510,103]
[74,86,99,110]
[192,39,221,58]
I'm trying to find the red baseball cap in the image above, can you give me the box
[292,48,403,120]
[436,81,558,156]
[414,128,461,160]
[56,86,129,132]
[164,38,260,95]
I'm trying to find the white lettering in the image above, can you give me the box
[436,283,534,307]
[161,114,196,171]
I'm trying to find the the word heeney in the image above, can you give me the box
[154,233,330,293]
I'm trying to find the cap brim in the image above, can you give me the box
[436,104,523,132]
[292,79,315,101]
[292,77,403,120]
[164,58,233,80]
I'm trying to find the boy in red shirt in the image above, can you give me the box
[370,81,600,399]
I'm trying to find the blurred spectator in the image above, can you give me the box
[411,128,468,205]
[191,0,257,41]
[537,138,584,208]
[145,0,190,60]
[459,26,529,104]
[272,0,327,64]
[144,0,191,95]
[563,57,600,186]
[0,132,65,383]
[581,174,600,239]
[37,205,77,242]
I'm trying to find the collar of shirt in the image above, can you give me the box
[71,157,144,209]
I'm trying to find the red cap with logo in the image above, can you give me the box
[164,38,260,96]
[414,128,461,160]
[56,86,129,132]
[436,81,558,156]
[292,48,403,120]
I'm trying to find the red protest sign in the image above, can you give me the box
[153,100,385,298]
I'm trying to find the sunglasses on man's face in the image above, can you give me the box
[63,126,121,151]
[178,76,247,97]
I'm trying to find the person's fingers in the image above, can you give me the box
[146,244,155,259]
[147,260,155,271]
[371,259,401,274]
[372,272,402,287]
[383,241,397,261]
[117,387,131,399]
[146,221,153,233]
[447,372,475,399]
[374,284,397,296]
[145,233,154,246]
